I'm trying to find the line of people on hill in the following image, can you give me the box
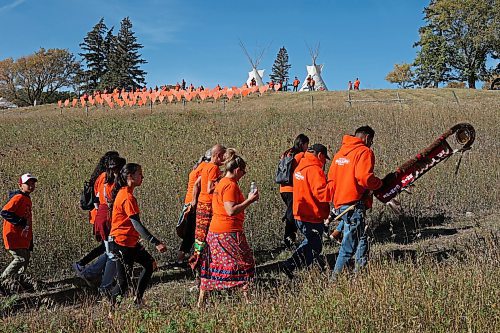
[0,125,382,307]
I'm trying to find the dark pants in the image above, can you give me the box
[179,208,196,254]
[285,220,324,272]
[110,242,154,304]
[79,242,105,266]
[280,192,297,246]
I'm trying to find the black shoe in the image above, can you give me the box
[279,262,294,280]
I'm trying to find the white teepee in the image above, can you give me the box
[240,41,266,86]
[300,43,328,91]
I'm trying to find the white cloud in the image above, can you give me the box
[0,0,26,12]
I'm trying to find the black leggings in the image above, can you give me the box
[79,242,105,266]
[281,192,297,243]
[110,242,154,304]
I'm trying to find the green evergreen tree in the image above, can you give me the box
[113,17,147,89]
[270,47,291,84]
[79,18,108,92]
[99,28,119,89]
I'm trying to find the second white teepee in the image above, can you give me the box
[300,43,328,91]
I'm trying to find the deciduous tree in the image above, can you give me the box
[386,63,414,89]
[0,48,79,106]
[418,0,498,88]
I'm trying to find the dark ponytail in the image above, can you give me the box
[109,163,141,211]
[291,134,309,154]
[89,151,119,186]
[105,156,127,184]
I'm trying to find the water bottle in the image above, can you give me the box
[250,181,257,194]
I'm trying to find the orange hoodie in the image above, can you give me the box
[328,135,382,209]
[293,152,332,223]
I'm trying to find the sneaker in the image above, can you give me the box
[72,262,85,278]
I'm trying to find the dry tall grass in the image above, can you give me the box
[0,89,498,280]
[1,231,498,332]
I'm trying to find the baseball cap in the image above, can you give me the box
[308,143,330,160]
[19,173,38,185]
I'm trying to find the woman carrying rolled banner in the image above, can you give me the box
[198,152,259,307]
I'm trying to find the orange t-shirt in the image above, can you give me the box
[184,162,207,204]
[197,162,221,204]
[279,152,305,193]
[89,172,106,224]
[110,186,141,247]
[209,178,245,233]
[2,193,32,250]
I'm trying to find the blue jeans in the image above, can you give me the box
[100,240,117,291]
[81,240,117,290]
[82,253,107,279]
[333,204,368,274]
[285,220,324,272]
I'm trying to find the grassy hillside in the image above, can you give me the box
[0,89,498,280]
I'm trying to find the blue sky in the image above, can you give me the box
[0,0,468,90]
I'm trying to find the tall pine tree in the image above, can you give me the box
[79,18,107,91]
[113,17,147,89]
[100,28,119,89]
[270,47,291,84]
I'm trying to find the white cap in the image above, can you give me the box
[19,173,38,185]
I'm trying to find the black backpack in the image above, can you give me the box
[275,151,296,185]
[80,181,96,210]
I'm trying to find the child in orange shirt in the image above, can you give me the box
[108,163,166,307]
[1,174,37,284]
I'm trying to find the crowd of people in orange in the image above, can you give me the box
[1,126,382,310]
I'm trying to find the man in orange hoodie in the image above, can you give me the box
[328,126,382,276]
[281,144,332,279]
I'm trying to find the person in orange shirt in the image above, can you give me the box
[281,144,332,279]
[279,134,309,249]
[188,144,226,270]
[292,77,300,92]
[73,151,120,277]
[310,78,316,91]
[328,126,382,277]
[84,156,126,291]
[354,78,360,90]
[1,174,37,287]
[198,152,259,307]
[175,149,211,265]
[108,163,166,307]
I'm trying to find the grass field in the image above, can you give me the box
[0,88,499,331]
